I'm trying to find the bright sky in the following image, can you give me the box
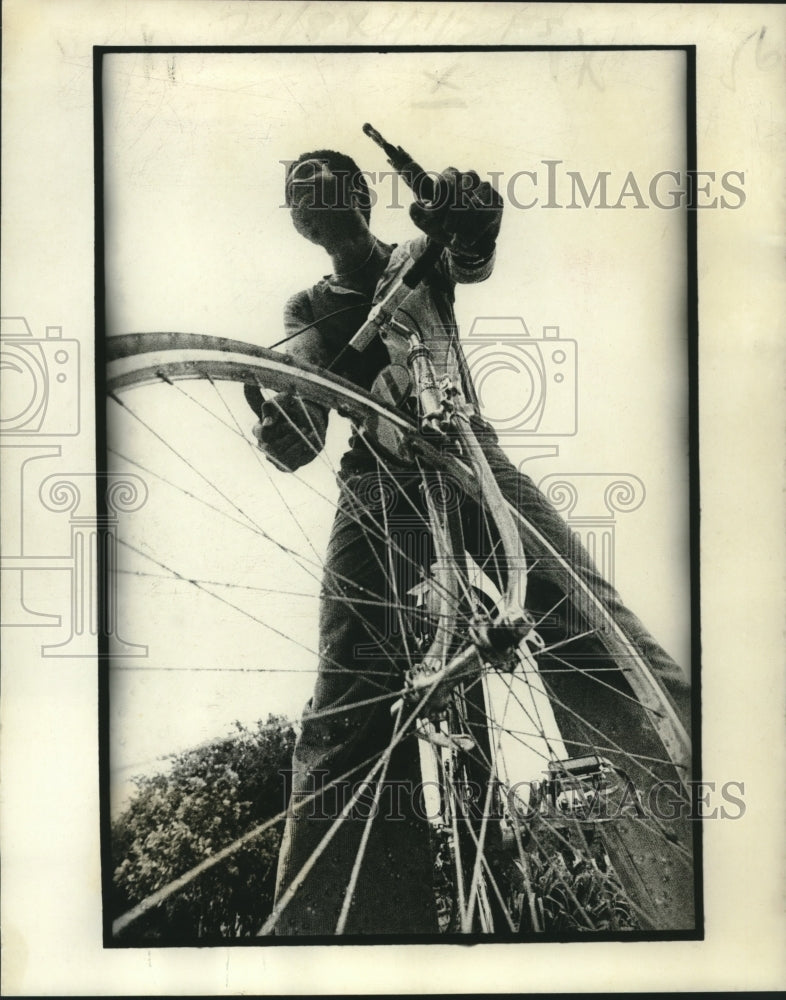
[103,49,689,814]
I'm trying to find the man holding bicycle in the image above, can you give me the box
[250,145,690,935]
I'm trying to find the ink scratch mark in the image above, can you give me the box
[313,57,332,105]
[423,65,462,94]
[722,28,759,90]
[346,9,370,38]
[577,32,605,91]
[754,25,782,69]
[284,2,311,37]
[541,19,564,80]
[141,29,154,81]
[499,12,519,43]
[279,76,307,117]
[722,25,782,91]
[414,64,466,109]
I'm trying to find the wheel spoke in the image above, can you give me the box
[117,537,401,694]
[335,701,404,935]
[209,377,324,564]
[110,392,267,537]
[112,398,450,682]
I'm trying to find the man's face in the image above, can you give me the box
[286,158,365,246]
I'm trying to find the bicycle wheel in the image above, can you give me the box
[106,332,694,939]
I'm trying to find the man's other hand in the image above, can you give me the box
[409,167,503,253]
[250,390,328,472]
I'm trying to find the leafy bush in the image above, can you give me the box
[111,716,296,944]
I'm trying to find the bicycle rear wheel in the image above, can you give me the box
[107,333,694,939]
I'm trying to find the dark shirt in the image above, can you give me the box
[282,235,496,471]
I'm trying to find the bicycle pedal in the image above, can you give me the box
[544,755,644,821]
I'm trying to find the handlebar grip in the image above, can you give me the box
[363,122,436,202]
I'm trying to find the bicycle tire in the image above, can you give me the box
[106,332,695,937]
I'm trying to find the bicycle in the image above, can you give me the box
[107,123,694,939]
[107,288,695,937]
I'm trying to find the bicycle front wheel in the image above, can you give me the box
[106,333,694,940]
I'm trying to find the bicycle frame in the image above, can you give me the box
[356,240,695,933]
[355,249,539,714]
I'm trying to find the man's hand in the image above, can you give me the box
[247,388,328,473]
[409,167,503,254]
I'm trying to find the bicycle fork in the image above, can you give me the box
[403,333,542,702]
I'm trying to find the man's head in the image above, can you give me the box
[284,149,371,246]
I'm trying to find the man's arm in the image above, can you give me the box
[248,291,330,472]
[280,291,335,368]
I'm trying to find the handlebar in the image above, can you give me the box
[362,123,437,203]
[362,121,490,250]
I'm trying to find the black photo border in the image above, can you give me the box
[94,43,702,948]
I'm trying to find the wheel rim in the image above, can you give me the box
[107,333,694,939]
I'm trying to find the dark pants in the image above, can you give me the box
[273,431,691,935]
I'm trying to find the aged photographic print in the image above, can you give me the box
[3,1,785,994]
[102,46,700,943]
